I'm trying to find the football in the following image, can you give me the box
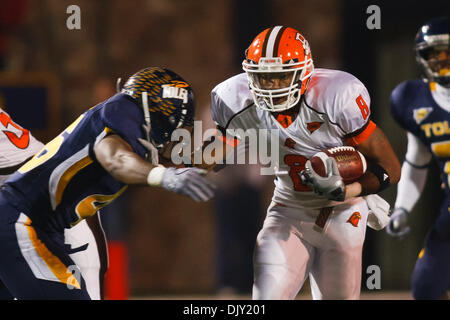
[309,146,367,184]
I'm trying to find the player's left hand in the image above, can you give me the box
[161,167,216,202]
[300,158,346,201]
[386,207,410,238]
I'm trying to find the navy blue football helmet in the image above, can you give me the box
[415,16,450,86]
[120,67,195,149]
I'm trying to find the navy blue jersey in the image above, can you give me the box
[1,93,147,230]
[390,80,450,195]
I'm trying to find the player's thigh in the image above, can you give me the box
[310,199,368,300]
[412,202,450,300]
[65,215,106,300]
[0,209,90,299]
[324,197,369,248]
[309,245,363,300]
[253,203,315,300]
[434,198,450,242]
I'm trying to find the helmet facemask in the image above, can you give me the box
[141,91,194,161]
[242,27,315,112]
[417,46,450,86]
[119,67,195,163]
[415,24,450,86]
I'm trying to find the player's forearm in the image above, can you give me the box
[351,127,401,198]
[394,161,428,212]
[352,158,401,198]
[392,131,431,210]
[105,151,155,185]
[346,172,385,199]
[345,181,362,199]
[345,153,402,199]
[94,134,157,185]
[344,158,401,199]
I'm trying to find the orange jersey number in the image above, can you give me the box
[284,154,311,191]
[356,95,369,120]
[0,112,30,149]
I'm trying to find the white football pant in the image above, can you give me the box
[64,217,106,300]
[253,197,369,300]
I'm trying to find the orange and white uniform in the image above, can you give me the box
[211,68,377,299]
[0,108,44,184]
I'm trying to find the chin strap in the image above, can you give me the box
[141,92,159,165]
[116,77,122,93]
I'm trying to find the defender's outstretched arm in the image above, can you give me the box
[94,134,216,202]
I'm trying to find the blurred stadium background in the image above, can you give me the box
[0,0,448,299]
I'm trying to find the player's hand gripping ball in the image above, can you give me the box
[300,146,367,201]
[309,146,367,184]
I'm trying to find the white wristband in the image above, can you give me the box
[147,166,166,186]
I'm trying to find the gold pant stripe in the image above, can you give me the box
[25,218,81,289]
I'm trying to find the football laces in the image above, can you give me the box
[326,146,355,154]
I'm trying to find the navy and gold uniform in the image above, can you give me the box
[0,93,146,299]
[0,66,202,300]
[3,93,147,229]
[390,79,450,299]
[391,80,450,195]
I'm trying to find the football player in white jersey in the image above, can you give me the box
[201,26,401,299]
[0,107,108,300]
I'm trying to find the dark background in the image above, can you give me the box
[0,0,448,297]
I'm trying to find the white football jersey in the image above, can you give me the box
[0,107,44,184]
[211,68,375,210]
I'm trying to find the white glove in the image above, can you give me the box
[386,207,410,238]
[364,194,390,230]
[300,158,346,201]
[147,166,216,202]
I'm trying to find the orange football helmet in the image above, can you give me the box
[242,26,314,111]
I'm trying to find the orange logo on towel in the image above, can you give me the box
[347,212,361,227]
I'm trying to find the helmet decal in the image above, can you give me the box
[120,67,195,147]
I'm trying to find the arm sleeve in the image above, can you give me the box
[100,98,147,158]
[337,82,371,134]
[211,90,229,130]
[210,88,244,143]
[334,79,376,146]
[394,132,431,212]
[404,132,432,166]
